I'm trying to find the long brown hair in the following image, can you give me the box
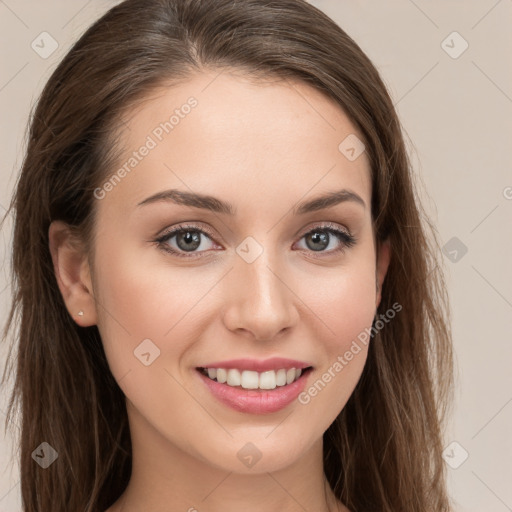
[1,0,454,510]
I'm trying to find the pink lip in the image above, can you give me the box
[197,368,311,414]
[197,357,312,372]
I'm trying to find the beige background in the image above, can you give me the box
[1,1,511,510]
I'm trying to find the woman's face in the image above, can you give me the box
[85,70,390,474]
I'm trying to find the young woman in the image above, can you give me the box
[1,0,454,510]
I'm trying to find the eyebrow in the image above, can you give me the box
[136,188,366,214]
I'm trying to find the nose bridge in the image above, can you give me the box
[222,238,298,340]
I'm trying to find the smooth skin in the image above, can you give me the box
[49,69,391,512]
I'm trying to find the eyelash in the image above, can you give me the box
[153,222,357,259]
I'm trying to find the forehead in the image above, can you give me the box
[99,69,371,216]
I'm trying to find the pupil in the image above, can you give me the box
[307,231,328,251]
[177,231,200,251]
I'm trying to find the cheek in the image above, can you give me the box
[330,274,376,352]
[92,244,219,376]
[297,259,377,351]
[293,260,376,398]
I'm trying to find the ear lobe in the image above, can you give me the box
[48,220,97,326]
[375,237,391,309]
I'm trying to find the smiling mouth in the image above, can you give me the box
[197,366,313,391]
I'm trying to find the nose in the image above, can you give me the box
[221,247,299,342]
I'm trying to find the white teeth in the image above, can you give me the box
[241,370,259,389]
[202,366,307,390]
[216,368,227,384]
[276,369,287,387]
[259,370,276,390]
[227,369,241,386]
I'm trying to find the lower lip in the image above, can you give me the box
[197,369,311,414]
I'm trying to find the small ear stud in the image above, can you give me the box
[77,310,84,317]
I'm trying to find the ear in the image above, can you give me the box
[375,237,391,310]
[48,220,97,326]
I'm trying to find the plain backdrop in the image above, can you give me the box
[1,1,511,510]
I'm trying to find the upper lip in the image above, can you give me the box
[197,357,312,372]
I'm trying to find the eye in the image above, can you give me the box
[154,223,219,258]
[294,222,357,256]
[153,221,357,259]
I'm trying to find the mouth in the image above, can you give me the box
[196,366,313,391]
